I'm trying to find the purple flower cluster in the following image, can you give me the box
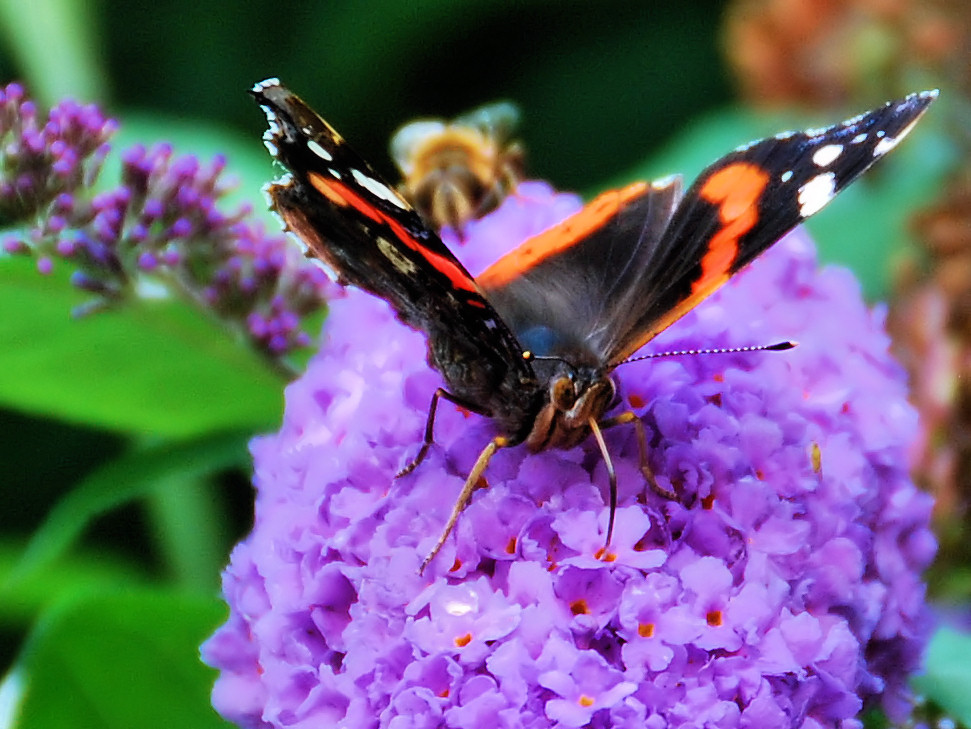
[0,82,329,362]
[202,181,936,728]
[0,82,115,224]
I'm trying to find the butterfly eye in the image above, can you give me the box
[550,375,577,410]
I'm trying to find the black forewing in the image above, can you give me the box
[251,80,537,427]
[482,90,937,367]
[602,89,938,363]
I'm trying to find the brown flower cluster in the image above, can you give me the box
[888,177,971,538]
[724,0,967,106]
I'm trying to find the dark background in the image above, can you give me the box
[100,1,731,190]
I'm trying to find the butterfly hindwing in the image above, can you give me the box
[477,178,684,365]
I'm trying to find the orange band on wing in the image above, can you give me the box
[307,171,477,292]
[615,163,771,359]
[477,181,650,288]
[693,162,769,295]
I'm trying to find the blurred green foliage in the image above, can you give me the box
[0,1,960,727]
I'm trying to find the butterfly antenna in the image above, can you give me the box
[613,340,796,369]
[523,350,576,371]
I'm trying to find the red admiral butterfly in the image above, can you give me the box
[252,79,936,572]
[390,101,524,232]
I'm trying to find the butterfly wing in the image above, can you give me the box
[479,90,938,366]
[477,178,684,365]
[252,80,536,424]
[612,89,939,363]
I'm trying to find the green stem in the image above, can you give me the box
[0,0,106,104]
[146,474,229,593]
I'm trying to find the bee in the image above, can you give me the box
[390,102,525,232]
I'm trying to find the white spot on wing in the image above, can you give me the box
[352,168,408,208]
[812,143,844,167]
[797,172,836,218]
[873,116,922,157]
[780,170,793,183]
[268,172,292,188]
[652,173,680,189]
[840,110,868,128]
[872,134,899,156]
[253,78,281,92]
[850,133,868,144]
[260,107,282,158]
[307,139,333,161]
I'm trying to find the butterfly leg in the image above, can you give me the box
[599,411,677,500]
[397,387,478,479]
[586,417,618,553]
[420,435,508,574]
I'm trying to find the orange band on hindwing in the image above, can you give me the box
[477,181,650,289]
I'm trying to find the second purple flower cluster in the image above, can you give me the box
[0,82,329,364]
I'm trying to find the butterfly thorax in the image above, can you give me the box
[524,360,616,452]
[429,329,544,444]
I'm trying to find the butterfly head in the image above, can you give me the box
[523,351,616,450]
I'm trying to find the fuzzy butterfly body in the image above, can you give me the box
[252,79,936,570]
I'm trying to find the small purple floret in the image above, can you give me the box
[169,218,193,238]
[55,238,75,256]
[137,251,158,271]
[3,236,27,254]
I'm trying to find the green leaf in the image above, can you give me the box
[0,539,147,627]
[0,255,283,436]
[3,431,250,596]
[912,626,971,725]
[8,589,232,729]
